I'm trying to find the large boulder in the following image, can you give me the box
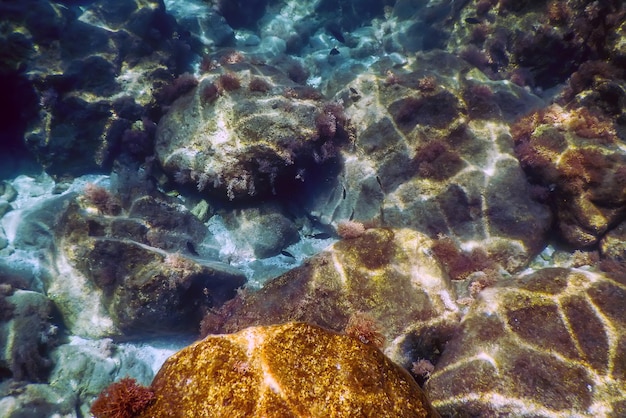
[50,195,246,338]
[512,104,626,247]
[8,185,246,339]
[426,267,626,417]
[155,62,351,201]
[139,322,440,417]
[309,51,551,272]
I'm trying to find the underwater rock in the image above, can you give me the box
[0,382,76,418]
[127,195,209,252]
[139,322,440,417]
[426,267,626,417]
[165,2,235,48]
[10,192,74,252]
[0,181,17,203]
[446,0,625,89]
[511,104,626,247]
[8,186,246,339]
[214,0,269,29]
[50,338,154,417]
[0,0,192,178]
[201,228,461,370]
[309,51,550,272]
[315,0,387,32]
[51,197,246,338]
[155,62,350,201]
[220,206,300,259]
[0,228,7,250]
[600,220,626,261]
[0,289,56,382]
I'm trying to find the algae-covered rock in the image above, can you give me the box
[0,289,56,382]
[52,197,246,338]
[446,0,623,90]
[309,51,550,272]
[140,322,440,418]
[202,228,461,369]
[512,104,626,247]
[9,0,191,178]
[155,62,350,201]
[426,267,626,417]
[0,383,76,418]
[9,186,246,339]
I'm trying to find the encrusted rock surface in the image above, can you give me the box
[1,0,192,177]
[219,205,300,259]
[50,338,155,418]
[202,228,461,369]
[446,0,624,90]
[426,267,626,417]
[155,61,350,201]
[0,288,56,382]
[512,104,626,247]
[309,51,551,272]
[7,185,246,339]
[0,382,76,418]
[140,322,440,418]
[52,194,246,338]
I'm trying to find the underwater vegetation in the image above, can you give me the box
[1,0,626,416]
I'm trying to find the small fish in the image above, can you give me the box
[326,22,345,43]
[349,209,355,221]
[349,87,358,95]
[329,47,341,56]
[342,186,347,200]
[280,250,295,258]
[376,175,384,191]
[464,17,481,24]
[305,213,320,223]
[187,241,199,256]
[309,232,332,240]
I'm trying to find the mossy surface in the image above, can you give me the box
[140,323,440,418]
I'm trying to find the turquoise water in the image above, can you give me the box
[1,0,625,416]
